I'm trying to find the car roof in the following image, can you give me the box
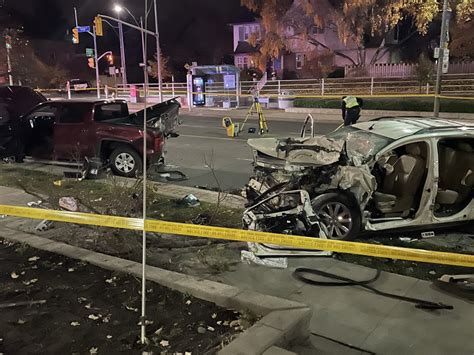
[353,117,474,139]
[44,99,127,105]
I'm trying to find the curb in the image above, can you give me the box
[104,176,246,210]
[0,229,309,355]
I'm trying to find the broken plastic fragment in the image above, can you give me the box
[185,300,191,305]
[88,314,101,320]
[159,340,169,347]
[106,335,113,339]
[10,272,19,279]
[70,321,80,327]
[211,313,217,319]
[241,250,288,269]
[89,347,98,354]
[28,256,40,262]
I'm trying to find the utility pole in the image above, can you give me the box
[433,0,450,117]
[93,26,100,99]
[153,0,163,102]
[4,35,13,85]
[117,14,127,86]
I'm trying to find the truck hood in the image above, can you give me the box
[128,98,181,137]
[248,136,345,170]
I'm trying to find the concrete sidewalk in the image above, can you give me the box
[213,257,474,354]
[129,102,474,124]
[1,185,473,354]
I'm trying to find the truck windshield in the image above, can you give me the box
[94,103,129,122]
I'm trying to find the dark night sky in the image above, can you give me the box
[3,0,255,80]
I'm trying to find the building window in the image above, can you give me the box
[296,54,305,70]
[236,56,249,69]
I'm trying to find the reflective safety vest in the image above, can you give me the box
[343,96,359,109]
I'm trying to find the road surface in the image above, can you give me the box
[166,114,339,190]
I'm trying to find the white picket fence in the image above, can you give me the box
[345,62,474,78]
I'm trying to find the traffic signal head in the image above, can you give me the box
[94,16,103,36]
[72,28,79,44]
[88,58,95,68]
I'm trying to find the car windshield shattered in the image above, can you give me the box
[326,126,394,164]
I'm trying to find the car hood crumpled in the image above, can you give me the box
[248,136,345,168]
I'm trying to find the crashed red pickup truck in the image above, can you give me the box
[1,89,180,177]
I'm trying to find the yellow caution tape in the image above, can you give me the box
[1,204,473,267]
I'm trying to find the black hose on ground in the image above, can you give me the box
[292,267,454,310]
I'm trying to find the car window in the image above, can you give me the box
[94,103,128,122]
[326,126,394,163]
[27,104,58,119]
[57,104,89,124]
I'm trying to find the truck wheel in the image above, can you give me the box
[311,193,361,241]
[110,146,142,177]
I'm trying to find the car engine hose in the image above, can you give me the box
[292,267,453,310]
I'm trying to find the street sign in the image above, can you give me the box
[223,74,236,89]
[77,26,91,33]
[86,48,94,57]
[442,49,449,74]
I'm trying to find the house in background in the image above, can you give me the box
[231,0,397,79]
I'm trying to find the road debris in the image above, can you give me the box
[159,340,170,347]
[35,219,54,232]
[241,250,288,269]
[0,300,46,309]
[88,314,101,321]
[22,278,38,286]
[26,200,42,207]
[421,231,436,239]
[192,213,211,225]
[28,256,40,262]
[10,271,19,279]
[59,197,79,212]
[89,347,98,354]
[178,194,200,207]
[197,326,206,334]
[70,321,81,327]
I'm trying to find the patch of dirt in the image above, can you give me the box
[0,238,248,354]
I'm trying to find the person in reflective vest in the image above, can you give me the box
[341,96,363,126]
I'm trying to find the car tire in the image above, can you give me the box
[109,146,142,177]
[311,192,361,241]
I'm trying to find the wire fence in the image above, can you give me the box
[37,73,474,107]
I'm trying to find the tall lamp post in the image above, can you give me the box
[153,0,163,102]
[113,5,128,86]
[433,0,451,117]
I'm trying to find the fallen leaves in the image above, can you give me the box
[88,314,101,321]
[22,278,38,286]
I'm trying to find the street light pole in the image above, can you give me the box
[153,0,163,102]
[433,0,449,117]
[93,26,100,99]
[117,19,128,86]
[5,37,13,86]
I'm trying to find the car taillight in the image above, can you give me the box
[154,136,164,152]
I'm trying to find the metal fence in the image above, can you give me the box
[38,73,474,107]
[345,62,474,78]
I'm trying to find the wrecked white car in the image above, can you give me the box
[243,117,474,240]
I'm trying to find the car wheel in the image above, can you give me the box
[311,193,361,241]
[110,146,142,177]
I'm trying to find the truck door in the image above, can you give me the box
[53,103,91,161]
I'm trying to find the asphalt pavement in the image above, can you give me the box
[166,114,339,190]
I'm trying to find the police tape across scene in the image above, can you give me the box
[0,204,473,268]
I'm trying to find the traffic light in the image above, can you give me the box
[88,58,95,69]
[94,16,103,36]
[72,28,79,44]
[106,54,114,65]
